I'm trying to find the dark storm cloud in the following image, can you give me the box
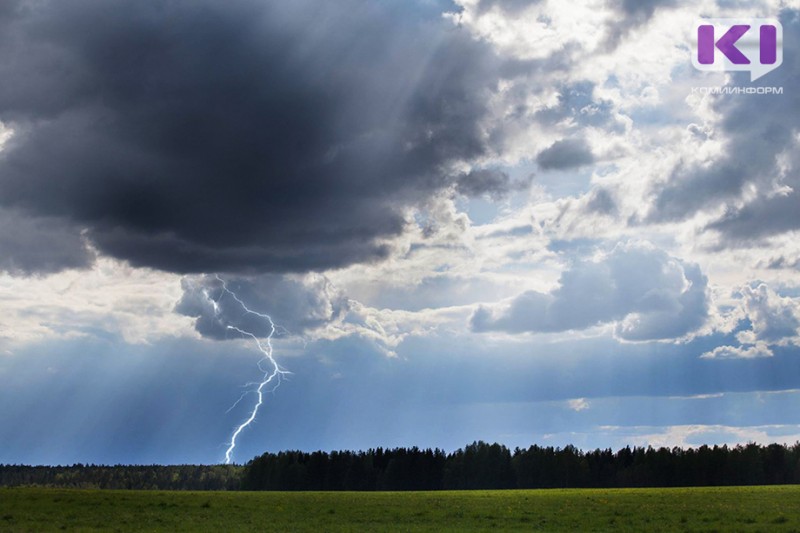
[536,137,595,170]
[176,274,348,340]
[471,243,709,341]
[0,209,92,275]
[649,10,800,243]
[0,0,515,274]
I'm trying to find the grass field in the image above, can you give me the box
[1,485,799,532]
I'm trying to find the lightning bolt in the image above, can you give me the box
[206,275,290,465]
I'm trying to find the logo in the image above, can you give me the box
[692,18,783,81]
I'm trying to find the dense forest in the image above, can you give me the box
[2,441,799,490]
[0,465,242,490]
[242,441,800,490]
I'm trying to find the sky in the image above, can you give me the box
[1,0,800,465]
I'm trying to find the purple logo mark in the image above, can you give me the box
[692,18,783,81]
[698,25,751,64]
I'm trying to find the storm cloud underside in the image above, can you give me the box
[0,0,516,274]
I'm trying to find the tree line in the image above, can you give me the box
[242,441,800,490]
[0,464,242,490]
[2,441,799,490]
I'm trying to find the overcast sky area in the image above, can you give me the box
[1,0,800,465]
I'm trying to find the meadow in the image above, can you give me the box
[1,485,799,532]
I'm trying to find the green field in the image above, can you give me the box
[1,485,798,532]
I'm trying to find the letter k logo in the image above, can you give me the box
[697,24,750,64]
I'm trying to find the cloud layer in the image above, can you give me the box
[176,274,348,340]
[0,0,519,274]
[0,209,92,275]
[472,242,709,341]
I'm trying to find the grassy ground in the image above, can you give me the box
[1,485,799,532]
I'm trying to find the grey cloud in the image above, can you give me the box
[0,209,92,275]
[613,261,708,342]
[471,291,549,332]
[706,191,800,243]
[455,168,530,199]
[604,0,677,50]
[584,187,617,215]
[176,274,348,340]
[471,243,709,341]
[0,0,516,274]
[619,0,676,17]
[649,9,800,242]
[766,256,800,270]
[475,0,541,15]
[536,138,595,170]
